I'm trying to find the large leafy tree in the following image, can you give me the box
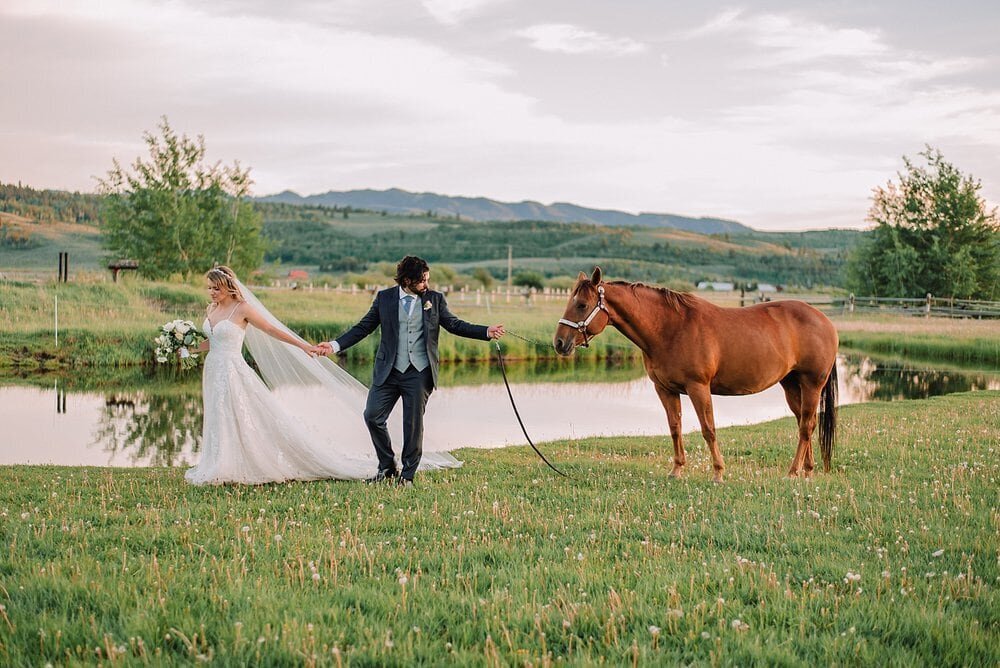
[99,117,266,279]
[847,147,999,299]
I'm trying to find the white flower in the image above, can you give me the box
[648,625,661,636]
[164,322,175,332]
[932,549,944,557]
[177,323,190,334]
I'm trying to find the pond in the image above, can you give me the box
[0,354,996,468]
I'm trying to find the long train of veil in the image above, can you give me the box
[236,279,462,471]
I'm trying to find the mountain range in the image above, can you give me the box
[258,188,754,234]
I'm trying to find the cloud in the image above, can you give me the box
[1,1,997,230]
[682,9,887,66]
[421,0,507,26]
[517,23,646,56]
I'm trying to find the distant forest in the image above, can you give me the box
[0,182,102,224]
[1,182,860,287]
[258,205,856,287]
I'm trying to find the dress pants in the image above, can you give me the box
[363,365,434,480]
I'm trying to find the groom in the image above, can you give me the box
[313,256,504,486]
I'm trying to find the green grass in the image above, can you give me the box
[3,279,998,372]
[0,280,640,370]
[0,392,997,665]
[838,331,1000,368]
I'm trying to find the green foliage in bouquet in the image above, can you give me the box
[154,319,204,370]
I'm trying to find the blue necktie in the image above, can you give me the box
[402,295,414,315]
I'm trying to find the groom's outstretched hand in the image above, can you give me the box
[487,324,505,340]
[312,342,334,356]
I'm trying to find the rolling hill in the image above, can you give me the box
[258,188,754,234]
[1,181,862,287]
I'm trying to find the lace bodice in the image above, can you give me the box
[203,317,246,356]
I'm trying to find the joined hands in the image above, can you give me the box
[307,327,503,357]
[310,341,334,356]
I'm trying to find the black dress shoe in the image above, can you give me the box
[396,478,414,488]
[366,469,399,484]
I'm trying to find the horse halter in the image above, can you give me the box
[558,285,608,348]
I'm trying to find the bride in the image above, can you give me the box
[184,266,460,485]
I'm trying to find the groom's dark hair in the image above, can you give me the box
[395,256,430,287]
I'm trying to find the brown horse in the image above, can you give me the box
[553,268,838,482]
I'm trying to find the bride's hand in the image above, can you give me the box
[312,342,334,356]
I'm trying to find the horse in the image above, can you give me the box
[553,268,838,482]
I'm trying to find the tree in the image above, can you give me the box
[513,270,544,290]
[472,267,494,290]
[846,147,999,299]
[99,117,266,279]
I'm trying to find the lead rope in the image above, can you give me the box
[494,341,571,478]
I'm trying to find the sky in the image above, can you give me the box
[1,0,998,231]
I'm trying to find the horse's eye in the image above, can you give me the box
[576,303,587,311]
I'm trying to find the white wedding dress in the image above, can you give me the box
[184,287,461,485]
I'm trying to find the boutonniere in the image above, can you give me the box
[423,300,433,311]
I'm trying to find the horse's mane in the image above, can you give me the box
[608,280,698,312]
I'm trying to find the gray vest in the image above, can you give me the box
[394,296,429,373]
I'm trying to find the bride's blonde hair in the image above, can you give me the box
[206,265,245,303]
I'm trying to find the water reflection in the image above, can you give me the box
[92,390,203,467]
[840,355,999,401]
[0,355,995,467]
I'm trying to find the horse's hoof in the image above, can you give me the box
[669,469,684,479]
[712,476,724,484]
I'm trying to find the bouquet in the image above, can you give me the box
[154,319,205,370]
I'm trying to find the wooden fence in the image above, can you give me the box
[812,294,1000,319]
[266,281,1000,319]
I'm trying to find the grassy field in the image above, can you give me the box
[0,279,637,369]
[831,314,1000,367]
[0,391,997,665]
[2,278,998,371]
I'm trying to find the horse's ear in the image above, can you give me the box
[591,266,603,285]
[577,271,588,283]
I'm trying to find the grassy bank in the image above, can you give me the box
[831,314,1000,368]
[0,280,639,370]
[1,392,997,665]
[837,332,999,368]
[3,280,998,371]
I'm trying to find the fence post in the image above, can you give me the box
[848,293,855,313]
[925,293,932,316]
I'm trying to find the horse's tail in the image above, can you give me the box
[818,362,837,472]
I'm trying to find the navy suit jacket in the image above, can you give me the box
[335,288,489,388]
